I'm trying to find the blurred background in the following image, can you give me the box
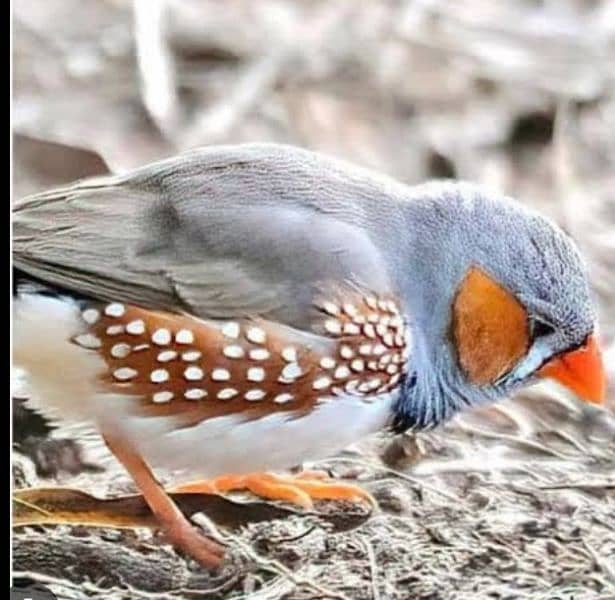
[12,1,615,599]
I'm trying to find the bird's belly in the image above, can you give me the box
[13,291,398,478]
[133,394,396,478]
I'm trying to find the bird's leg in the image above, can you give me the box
[171,471,376,510]
[103,433,224,569]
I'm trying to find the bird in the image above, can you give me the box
[12,143,606,569]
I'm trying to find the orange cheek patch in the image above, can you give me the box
[452,267,529,386]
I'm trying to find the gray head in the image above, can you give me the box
[391,182,605,431]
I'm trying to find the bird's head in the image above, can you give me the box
[392,182,606,431]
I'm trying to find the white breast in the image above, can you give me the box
[130,392,396,478]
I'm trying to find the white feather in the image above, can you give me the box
[132,393,396,478]
[13,293,132,425]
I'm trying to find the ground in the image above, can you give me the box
[12,1,615,598]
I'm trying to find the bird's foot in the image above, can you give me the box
[158,518,225,569]
[172,471,376,510]
[102,433,225,570]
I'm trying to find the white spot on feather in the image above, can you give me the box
[176,329,194,344]
[153,391,173,404]
[249,348,270,361]
[185,366,204,381]
[325,319,342,335]
[343,323,361,335]
[152,329,171,345]
[281,347,297,362]
[114,367,137,381]
[313,376,331,390]
[273,393,294,404]
[247,367,265,382]
[280,362,302,381]
[185,388,207,400]
[212,368,230,381]
[110,343,131,358]
[351,359,365,372]
[386,301,398,313]
[126,320,146,335]
[223,345,244,359]
[82,308,100,324]
[334,365,351,379]
[157,350,177,362]
[74,333,102,349]
[363,324,376,338]
[343,303,357,317]
[320,357,336,369]
[364,296,378,309]
[322,301,339,315]
[222,322,240,339]
[340,345,354,359]
[150,368,169,383]
[105,303,125,317]
[246,326,266,344]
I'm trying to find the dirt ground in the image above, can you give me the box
[12,1,615,598]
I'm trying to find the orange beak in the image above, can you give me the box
[538,334,606,405]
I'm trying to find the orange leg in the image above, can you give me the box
[104,434,224,569]
[172,471,376,510]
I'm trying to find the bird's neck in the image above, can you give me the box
[391,329,473,432]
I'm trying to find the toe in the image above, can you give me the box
[244,475,313,509]
[287,479,376,508]
[162,521,225,568]
[171,480,218,494]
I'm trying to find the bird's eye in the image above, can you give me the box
[530,318,555,340]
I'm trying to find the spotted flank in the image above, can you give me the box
[70,292,410,421]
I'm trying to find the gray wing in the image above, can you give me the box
[13,144,398,329]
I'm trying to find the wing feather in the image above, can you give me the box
[13,144,400,331]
